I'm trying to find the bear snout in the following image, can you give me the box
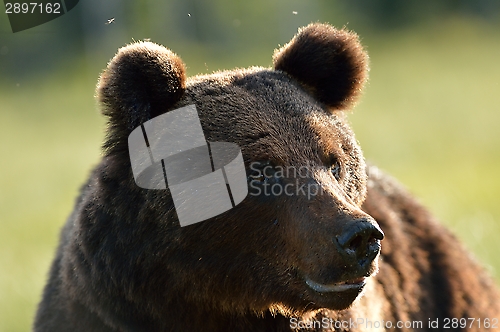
[335,218,384,270]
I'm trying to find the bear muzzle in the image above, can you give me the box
[303,217,383,295]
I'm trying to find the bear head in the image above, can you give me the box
[86,23,383,322]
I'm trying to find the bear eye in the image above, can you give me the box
[330,161,341,181]
[249,172,267,183]
[247,160,275,184]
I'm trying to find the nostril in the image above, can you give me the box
[347,234,363,253]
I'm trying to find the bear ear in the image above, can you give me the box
[273,23,368,111]
[97,41,186,131]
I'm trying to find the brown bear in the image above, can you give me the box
[34,23,499,331]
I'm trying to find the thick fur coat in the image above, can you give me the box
[34,23,499,331]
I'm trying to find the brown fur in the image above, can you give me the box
[273,24,368,111]
[34,23,499,331]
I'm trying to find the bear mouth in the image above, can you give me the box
[305,277,366,293]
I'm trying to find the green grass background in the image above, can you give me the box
[1,18,499,331]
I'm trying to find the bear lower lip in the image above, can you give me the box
[306,277,366,293]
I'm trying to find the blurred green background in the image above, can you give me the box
[1,1,499,330]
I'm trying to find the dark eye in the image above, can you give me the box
[330,161,341,180]
[249,171,267,183]
[248,161,273,183]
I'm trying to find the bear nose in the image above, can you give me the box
[336,219,384,268]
